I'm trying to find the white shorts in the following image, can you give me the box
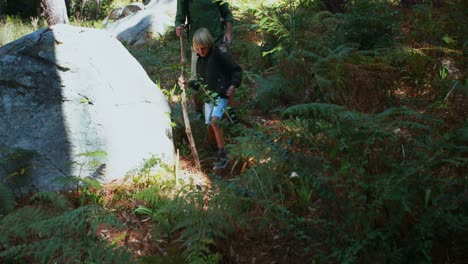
[205,98,229,125]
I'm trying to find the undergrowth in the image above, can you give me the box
[1,0,467,263]
[0,191,131,263]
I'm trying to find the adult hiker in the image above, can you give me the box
[188,27,242,170]
[175,0,234,115]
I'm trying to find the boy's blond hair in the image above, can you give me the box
[193,27,214,49]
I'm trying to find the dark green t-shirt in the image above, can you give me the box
[175,0,234,46]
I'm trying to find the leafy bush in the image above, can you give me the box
[409,3,446,45]
[4,0,41,18]
[279,103,467,263]
[68,0,116,20]
[222,102,466,262]
[254,73,294,112]
[336,0,399,50]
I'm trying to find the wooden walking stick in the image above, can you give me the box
[178,28,201,168]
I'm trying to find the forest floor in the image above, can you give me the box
[6,2,467,263]
[89,157,312,263]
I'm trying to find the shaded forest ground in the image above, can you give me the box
[1,1,467,263]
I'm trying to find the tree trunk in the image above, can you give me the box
[41,0,69,26]
[0,0,6,23]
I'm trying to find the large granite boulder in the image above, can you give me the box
[104,0,177,46]
[106,3,146,21]
[0,24,175,192]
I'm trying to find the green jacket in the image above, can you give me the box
[175,0,234,46]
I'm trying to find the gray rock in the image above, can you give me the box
[106,2,147,22]
[106,7,124,21]
[105,0,176,46]
[0,24,175,192]
[121,3,146,17]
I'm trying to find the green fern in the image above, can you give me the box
[29,191,71,211]
[254,42,360,111]
[0,206,46,242]
[125,155,175,189]
[173,188,233,264]
[276,102,466,263]
[0,196,130,263]
[134,180,243,263]
[135,186,164,209]
[303,43,359,103]
[254,73,294,111]
[281,102,346,119]
[336,0,398,49]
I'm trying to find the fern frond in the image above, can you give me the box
[281,103,346,119]
[27,204,92,237]
[328,43,360,61]
[315,75,334,90]
[377,107,442,133]
[51,175,81,189]
[297,49,327,62]
[377,107,442,123]
[0,203,128,263]
[80,176,103,189]
[0,237,73,263]
[29,191,71,211]
[134,205,154,216]
[0,206,47,242]
[1,232,131,264]
[134,186,163,208]
[83,239,132,264]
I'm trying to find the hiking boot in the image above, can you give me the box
[213,149,228,170]
[213,157,229,170]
